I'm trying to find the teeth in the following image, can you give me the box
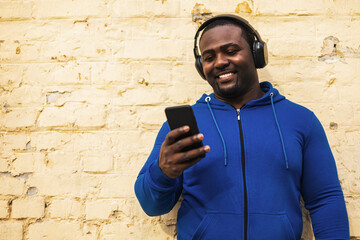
[219,73,233,78]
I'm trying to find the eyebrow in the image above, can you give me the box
[201,42,240,56]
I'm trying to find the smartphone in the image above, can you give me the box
[165,105,203,152]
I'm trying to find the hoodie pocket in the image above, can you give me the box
[191,212,244,240]
[248,213,296,240]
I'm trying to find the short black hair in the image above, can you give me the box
[199,19,255,50]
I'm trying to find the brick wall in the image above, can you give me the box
[0,0,359,239]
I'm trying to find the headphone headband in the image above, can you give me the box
[194,14,264,57]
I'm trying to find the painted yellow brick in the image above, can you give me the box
[107,0,180,18]
[29,132,72,152]
[86,199,121,220]
[166,83,200,104]
[0,176,25,196]
[20,63,54,86]
[37,103,106,128]
[0,221,23,240]
[316,18,360,40]
[137,106,167,130]
[46,151,79,173]
[335,146,360,178]
[82,151,113,173]
[129,61,172,85]
[308,104,355,128]
[108,130,157,154]
[0,157,10,172]
[0,200,9,218]
[106,107,138,130]
[37,106,75,128]
[11,153,42,175]
[68,133,113,158]
[0,21,60,42]
[32,0,107,19]
[179,0,241,17]
[350,217,360,237]
[51,63,91,86]
[100,220,176,240]
[95,18,194,42]
[97,175,136,198]
[0,64,22,91]
[268,38,319,58]
[172,62,204,85]
[257,17,316,42]
[345,130,360,146]
[1,133,30,153]
[91,62,132,85]
[339,84,360,103]
[47,198,83,219]
[254,0,328,15]
[0,40,44,63]
[83,198,146,220]
[123,39,188,59]
[24,40,94,62]
[346,196,360,237]
[0,1,33,19]
[1,108,39,129]
[75,104,107,127]
[12,197,45,219]
[114,152,150,174]
[27,221,87,240]
[27,174,99,197]
[112,86,169,106]
[54,88,113,105]
[0,85,43,108]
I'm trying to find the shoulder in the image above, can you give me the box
[274,99,322,139]
[277,99,315,120]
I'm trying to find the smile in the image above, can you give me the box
[218,72,234,79]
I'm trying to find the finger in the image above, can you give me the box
[164,126,190,145]
[172,133,204,152]
[175,146,210,172]
[159,145,210,179]
[176,145,210,163]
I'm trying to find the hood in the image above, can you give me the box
[196,81,285,108]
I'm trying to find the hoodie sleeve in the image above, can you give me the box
[301,113,350,239]
[134,122,183,216]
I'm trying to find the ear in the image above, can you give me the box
[252,41,268,68]
[195,56,206,80]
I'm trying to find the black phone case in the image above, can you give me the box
[165,105,203,152]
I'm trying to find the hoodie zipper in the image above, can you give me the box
[237,109,248,240]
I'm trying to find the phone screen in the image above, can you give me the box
[165,105,203,151]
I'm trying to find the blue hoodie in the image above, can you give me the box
[135,82,349,240]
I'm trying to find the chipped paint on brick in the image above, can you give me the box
[191,3,213,27]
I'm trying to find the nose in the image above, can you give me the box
[214,53,229,69]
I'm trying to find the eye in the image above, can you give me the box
[202,55,214,62]
[226,48,239,55]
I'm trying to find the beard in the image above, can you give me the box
[211,79,248,99]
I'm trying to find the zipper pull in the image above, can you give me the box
[236,109,240,121]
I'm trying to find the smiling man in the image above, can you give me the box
[135,15,350,239]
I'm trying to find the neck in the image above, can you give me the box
[215,83,265,109]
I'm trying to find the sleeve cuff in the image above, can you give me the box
[148,159,177,190]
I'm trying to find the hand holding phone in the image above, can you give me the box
[158,105,210,179]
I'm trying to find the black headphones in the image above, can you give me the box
[193,14,268,80]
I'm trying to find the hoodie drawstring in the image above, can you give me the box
[270,92,289,169]
[205,96,228,166]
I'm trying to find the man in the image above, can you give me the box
[134,15,350,239]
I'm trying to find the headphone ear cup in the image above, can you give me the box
[252,41,268,68]
[195,56,206,80]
